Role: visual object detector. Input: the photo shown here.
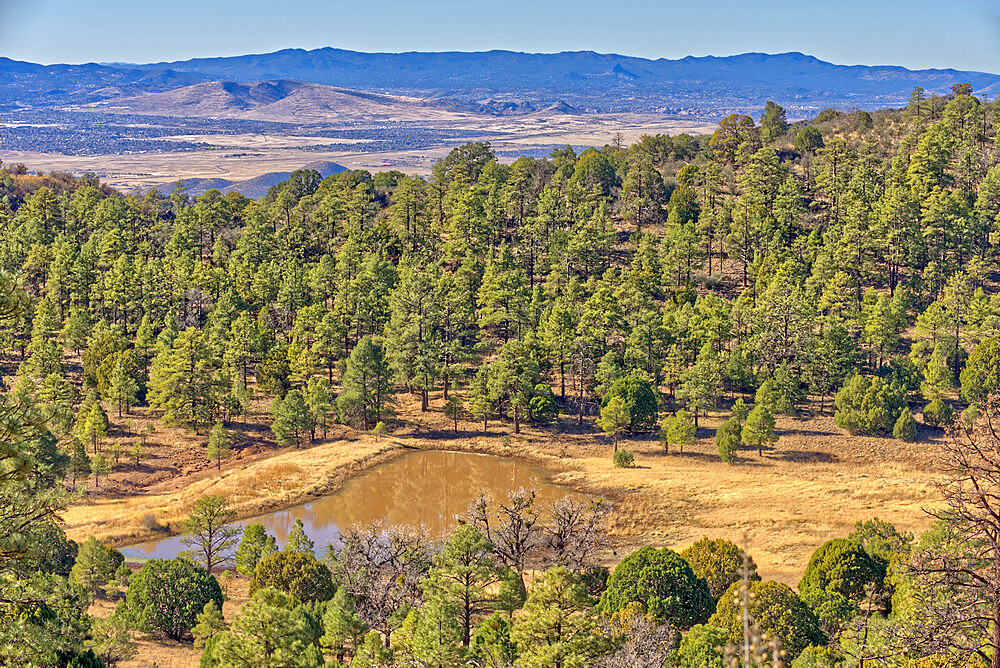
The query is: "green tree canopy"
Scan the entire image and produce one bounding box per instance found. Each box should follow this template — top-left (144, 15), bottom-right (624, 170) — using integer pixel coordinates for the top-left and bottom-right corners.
top-left (124, 557), bottom-right (224, 640)
top-left (599, 546), bottom-right (714, 630)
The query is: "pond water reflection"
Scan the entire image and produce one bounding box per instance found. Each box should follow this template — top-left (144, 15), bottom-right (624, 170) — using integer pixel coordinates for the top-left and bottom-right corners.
top-left (120, 449), bottom-right (575, 560)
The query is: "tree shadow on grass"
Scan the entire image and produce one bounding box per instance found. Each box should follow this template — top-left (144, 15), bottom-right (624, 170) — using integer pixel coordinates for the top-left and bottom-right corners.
top-left (770, 449), bottom-right (839, 463)
top-left (779, 427), bottom-right (842, 438)
top-left (412, 427), bottom-right (496, 441)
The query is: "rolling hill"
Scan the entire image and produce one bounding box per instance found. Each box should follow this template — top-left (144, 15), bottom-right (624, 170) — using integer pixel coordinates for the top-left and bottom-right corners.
top-left (87, 79), bottom-right (484, 123)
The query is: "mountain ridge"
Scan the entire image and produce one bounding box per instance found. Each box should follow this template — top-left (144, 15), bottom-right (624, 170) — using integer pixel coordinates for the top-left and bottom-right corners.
top-left (4, 48), bottom-right (998, 114)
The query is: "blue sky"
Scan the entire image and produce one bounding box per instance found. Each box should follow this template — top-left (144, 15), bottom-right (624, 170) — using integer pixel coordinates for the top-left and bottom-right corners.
top-left (1, 0), bottom-right (998, 72)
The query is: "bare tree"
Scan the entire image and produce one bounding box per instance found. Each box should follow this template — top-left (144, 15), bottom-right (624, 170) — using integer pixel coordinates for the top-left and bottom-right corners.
top-left (544, 496), bottom-right (610, 570)
top-left (180, 494), bottom-right (239, 572)
top-left (329, 522), bottom-right (431, 645)
top-left (599, 604), bottom-right (677, 668)
top-left (900, 397), bottom-right (1000, 668)
top-left (465, 488), bottom-right (542, 591)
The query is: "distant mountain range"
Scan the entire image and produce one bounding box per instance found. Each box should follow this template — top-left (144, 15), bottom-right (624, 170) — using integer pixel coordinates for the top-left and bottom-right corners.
top-left (3, 47), bottom-right (999, 115)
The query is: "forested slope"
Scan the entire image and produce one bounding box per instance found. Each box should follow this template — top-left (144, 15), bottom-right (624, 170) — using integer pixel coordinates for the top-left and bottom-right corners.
top-left (3, 86), bottom-right (1000, 665)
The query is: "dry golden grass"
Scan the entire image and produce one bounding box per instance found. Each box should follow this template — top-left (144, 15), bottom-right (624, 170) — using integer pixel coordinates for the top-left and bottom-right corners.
top-left (66, 391), bottom-right (944, 585)
top-left (63, 433), bottom-right (399, 546)
top-left (76, 392), bottom-right (945, 667)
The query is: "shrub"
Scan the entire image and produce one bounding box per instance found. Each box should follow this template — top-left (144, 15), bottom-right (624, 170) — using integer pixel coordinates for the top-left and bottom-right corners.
top-left (612, 449), bottom-right (634, 468)
top-left (710, 580), bottom-right (824, 660)
top-left (716, 417), bottom-right (741, 463)
top-left (599, 546), bottom-right (714, 630)
top-left (792, 645), bottom-right (844, 668)
top-left (923, 397), bottom-right (954, 428)
top-left (813, 108), bottom-right (840, 123)
top-left (528, 383), bottom-right (558, 424)
top-left (124, 557), bottom-right (223, 640)
top-left (678, 623), bottom-right (729, 668)
top-left (601, 375), bottom-right (658, 433)
top-left (961, 404), bottom-right (980, 427)
top-left (250, 551), bottom-right (335, 602)
top-left (794, 126), bottom-right (825, 154)
top-left (833, 375), bottom-right (906, 435)
top-left (681, 538), bottom-right (759, 599)
top-left (893, 409), bottom-right (917, 442)
top-left (798, 538), bottom-right (887, 633)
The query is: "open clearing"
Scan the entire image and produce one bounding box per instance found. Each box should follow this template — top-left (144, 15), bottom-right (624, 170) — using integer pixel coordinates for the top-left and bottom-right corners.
top-left (63, 392), bottom-right (943, 586)
top-left (69, 393), bottom-right (943, 668)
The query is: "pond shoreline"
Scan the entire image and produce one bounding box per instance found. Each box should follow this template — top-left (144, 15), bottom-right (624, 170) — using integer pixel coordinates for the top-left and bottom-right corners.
top-left (119, 447), bottom-right (585, 560)
top-left (82, 431), bottom-right (606, 553)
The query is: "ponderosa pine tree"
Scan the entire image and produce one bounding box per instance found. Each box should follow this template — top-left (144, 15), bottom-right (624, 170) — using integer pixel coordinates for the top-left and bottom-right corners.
top-left (148, 327), bottom-right (221, 429)
top-left (338, 335), bottom-right (392, 430)
top-left (206, 421), bottom-right (231, 471)
top-left (271, 389), bottom-right (312, 448)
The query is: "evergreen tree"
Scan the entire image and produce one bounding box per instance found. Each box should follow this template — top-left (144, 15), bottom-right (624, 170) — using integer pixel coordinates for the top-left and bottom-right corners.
top-left (105, 351), bottom-right (139, 418)
top-left (716, 417), bottom-right (742, 463)
top-left (235, 523), bottom-right (277, 578)
top-left (206, 421), bottom-right (231, 472)
top-left (148, 327), bottom-right (221, 429)
top-left (661, 409), bottom-right (697, 455)
top-left (743, 405), bottom-right (778, 457)
top-left (893, 408), bottom-right (918, 442)
top-left (284, 518), bottom-right (315, 554)
top-left (424, 524), bottom-right (502, 646)
top-left (512, 566), bottom-right (607, 668)
top-left (597, 395), bottom-right (630, 452)
top-left (70, 536), bottom-right (125, 597)
top-left (271, 389), bottom-right (313, 448)
top-left (192, 600), bottom-right (227, 649)
top-left (338, 335), bottom-right (393, 430)
top-left (320, 587), bottom-right (368, 663)
top-left (207, 588), bottom-right (325, 667)
top-left (91, 452), bottom-right (110, 487)
top-left (69, 439), bottom-right (91, 487)
top-left (304, 376), bottom-right (333, 441)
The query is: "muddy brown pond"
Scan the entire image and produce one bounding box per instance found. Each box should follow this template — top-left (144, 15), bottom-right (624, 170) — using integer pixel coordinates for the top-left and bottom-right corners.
top-left (120, 449), bottom-right (577, 560)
